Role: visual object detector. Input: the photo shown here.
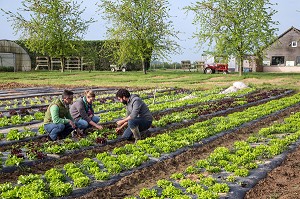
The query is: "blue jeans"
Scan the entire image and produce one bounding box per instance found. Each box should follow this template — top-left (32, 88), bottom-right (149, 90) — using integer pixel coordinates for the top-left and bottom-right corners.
top-left (44, 123), bottom-right (74, 141)
top-left (75, 116), bottom-right (100, 130)
top-left (122, 118), bottom-right (152, 139)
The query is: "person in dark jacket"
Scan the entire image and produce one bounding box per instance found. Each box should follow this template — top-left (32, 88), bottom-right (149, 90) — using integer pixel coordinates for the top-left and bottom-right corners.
top-left (70, 90), bottom-right (103, 131)
top-left (115, 89), bottom-right (153, 143)
top-left (44, 90), bottom-right (76, 141)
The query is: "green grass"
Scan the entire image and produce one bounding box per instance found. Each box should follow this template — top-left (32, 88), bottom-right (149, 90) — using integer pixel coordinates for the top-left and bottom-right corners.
top-left (1, 70), bottom-right (300, 91)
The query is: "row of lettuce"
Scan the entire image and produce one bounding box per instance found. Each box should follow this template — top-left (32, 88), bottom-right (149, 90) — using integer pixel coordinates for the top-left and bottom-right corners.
top-left (0, 92), bottom-right (300, 198)
top-left (0, 87), bottom-right (286, 131)
top-left (0, 87), bottom-right (260, 142)
top-left (125, 111), bottom-right (300, 199)
top-left (0, 88), bottom-right (197, 142)
top-left (0, 88), bottom-right (268, 167)
top-left (0, 88), bottom-right (179, 114)
top-left (0, 88), bottom-right (215, 128)
top-left (0, 87), bottom-right (254, 142)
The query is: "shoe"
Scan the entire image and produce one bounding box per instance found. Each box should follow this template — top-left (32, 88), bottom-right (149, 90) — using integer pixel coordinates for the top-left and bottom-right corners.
top-left (83, 128), bottom-right (93, 134)
top-left (130, 127), bottom-right (141, 143)
top-left (71, 130), bottom-right (76, 137)
top-left (48, 134), bottom-right (60, 141)
top-left (141, 130), bottom-right (151, 139)
top-left (76, 128), bottom-right (84, 136)
top-left (47, 135), bottom-right (53, 141)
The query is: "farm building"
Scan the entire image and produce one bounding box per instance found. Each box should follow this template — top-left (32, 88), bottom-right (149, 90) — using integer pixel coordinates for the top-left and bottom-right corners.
top-left (199, 27), bottom-right (300, 73)
top-left (0, 39), bottom-right (31, 71)
top-left (262, 26), bottom-right (300, 72)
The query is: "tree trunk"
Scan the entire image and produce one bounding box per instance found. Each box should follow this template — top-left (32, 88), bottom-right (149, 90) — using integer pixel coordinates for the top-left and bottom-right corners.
top-left (61, 57), bottom-right (65, 72)
top-left (239, 56), bottom-right (243, 76)
top-left (142, 59), bottom-right (147, 74)
top-left (143, 45), bottom-right (152, 74)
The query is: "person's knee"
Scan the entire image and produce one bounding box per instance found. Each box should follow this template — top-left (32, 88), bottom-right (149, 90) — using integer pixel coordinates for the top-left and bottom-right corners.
top-left (81, 121), bottom-right (89, 129)
top-left (44, 124), bottom-right (52, 134)
top-left (57, 123), bottom-right (65, 131)
top-left (128, 120), bottom-right (138, 129)
top-left (92, 116), bottom-right (100, 124)
top-left (77, 120), bottom-right (89, 129)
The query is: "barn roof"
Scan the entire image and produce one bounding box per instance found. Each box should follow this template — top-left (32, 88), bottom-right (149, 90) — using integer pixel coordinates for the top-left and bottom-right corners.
top-left (277, 26), bottom-right (300, 40)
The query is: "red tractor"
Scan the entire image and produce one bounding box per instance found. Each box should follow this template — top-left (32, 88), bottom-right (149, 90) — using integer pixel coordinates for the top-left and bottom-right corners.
top-left (203, 63), bottom-right (229, 74)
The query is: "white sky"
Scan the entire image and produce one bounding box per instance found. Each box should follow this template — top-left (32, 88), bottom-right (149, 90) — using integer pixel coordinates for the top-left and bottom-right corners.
top-left (0, 0), bottom-right (299, 63)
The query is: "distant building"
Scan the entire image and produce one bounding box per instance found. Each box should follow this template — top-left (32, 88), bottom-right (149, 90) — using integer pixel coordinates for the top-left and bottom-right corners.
top-left (0, 40), bottom-right (31, 71)
top-left (200, 27), bottom-right (300, 73)
top-left (261, 26), bottom-right (300, 72)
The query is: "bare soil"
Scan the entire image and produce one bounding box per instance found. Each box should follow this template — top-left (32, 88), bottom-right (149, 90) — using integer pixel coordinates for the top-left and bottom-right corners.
top-left (0, 82), bottom-right (36, 89)
top-left (245, 145), bottom-right (300, 199)
top-left (0, 82), bottom-right (87, 90)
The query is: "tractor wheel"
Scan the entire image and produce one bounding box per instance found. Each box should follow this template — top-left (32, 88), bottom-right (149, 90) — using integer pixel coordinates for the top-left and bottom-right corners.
top-left (204, 68), bottom-right (213, 74)
top-left (121, 67), bottom-right (126, 72)
top-left (111, 67), bottom-right (116, 72)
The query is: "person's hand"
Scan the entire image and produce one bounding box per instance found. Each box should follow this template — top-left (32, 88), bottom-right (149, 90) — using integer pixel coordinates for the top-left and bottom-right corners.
top-left (116, 120), bottom-right (124, 126)
top-left (115, 127), bottom-right (122, 133)
top-left (95, 124), bottom-right (103, 130)
top-left (69, 120), bottom-right (76, 129)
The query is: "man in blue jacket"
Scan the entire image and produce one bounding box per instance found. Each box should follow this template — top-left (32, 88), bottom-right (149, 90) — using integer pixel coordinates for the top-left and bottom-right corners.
top-left (115, 89), bottom-right (153, 143)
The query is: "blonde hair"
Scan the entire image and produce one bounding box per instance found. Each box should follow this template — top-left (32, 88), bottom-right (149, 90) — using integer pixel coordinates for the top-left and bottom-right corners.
top-left (84, 90), bottom-right (95, 98)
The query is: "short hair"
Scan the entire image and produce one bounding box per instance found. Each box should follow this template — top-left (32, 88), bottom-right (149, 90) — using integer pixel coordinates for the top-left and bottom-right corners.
top-left (116, 89), bottom-right (130, 98)
top-left (84, 90), bottom-right (95, 98)
top-left (62, 90), bottom-right (74, 98)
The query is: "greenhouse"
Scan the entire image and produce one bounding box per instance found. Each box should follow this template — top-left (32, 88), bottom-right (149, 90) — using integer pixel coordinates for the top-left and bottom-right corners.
top-left (0, 40), bottom-right (31, 71)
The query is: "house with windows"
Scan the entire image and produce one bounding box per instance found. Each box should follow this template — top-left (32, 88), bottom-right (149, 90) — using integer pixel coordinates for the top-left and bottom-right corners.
top-left (261, 26), bottom-right (300, 72)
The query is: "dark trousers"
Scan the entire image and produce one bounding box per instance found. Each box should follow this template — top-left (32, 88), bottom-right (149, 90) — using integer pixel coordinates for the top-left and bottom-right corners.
top-left (122, 118), bottom-right (152, 139)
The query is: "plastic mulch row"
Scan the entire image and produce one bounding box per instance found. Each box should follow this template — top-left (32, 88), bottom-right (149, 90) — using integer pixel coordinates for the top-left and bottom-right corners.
top-left (60, 103), bottom-right (299, 198)
top-left (0, 92), bottom-right (295, 173)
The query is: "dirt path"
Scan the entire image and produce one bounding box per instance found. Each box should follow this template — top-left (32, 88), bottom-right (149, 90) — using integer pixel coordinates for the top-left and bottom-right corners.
top-left (244, 145), bottom-right (300, 199)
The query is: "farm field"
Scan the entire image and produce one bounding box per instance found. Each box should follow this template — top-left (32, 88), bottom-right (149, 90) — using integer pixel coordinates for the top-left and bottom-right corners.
top-left (1, 71), bottom-right (300, 199)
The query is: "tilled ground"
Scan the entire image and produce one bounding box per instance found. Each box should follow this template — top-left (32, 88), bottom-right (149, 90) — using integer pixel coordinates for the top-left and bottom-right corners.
top-left (0, 94), bottom-right (285, 184)
top-left (245, 144), bottom-right (300, 199)
top-left (1, 86), bottom-right (299, 199)
top-left (0, 82), bottom-right (80, 90)
top-left (0, 91), bottom-right (277, 179)
top-left (75, 104), bottom-right (300, 199)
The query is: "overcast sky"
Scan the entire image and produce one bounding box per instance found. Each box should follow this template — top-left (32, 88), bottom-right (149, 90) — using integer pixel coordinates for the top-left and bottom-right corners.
top-left (0, 0), bottom-right (299, 63)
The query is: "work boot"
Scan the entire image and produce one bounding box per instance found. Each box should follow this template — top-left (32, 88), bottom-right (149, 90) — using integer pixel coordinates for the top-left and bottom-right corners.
top-left (141, 130), bottom-right (151, 139)
top-left (47, 134), bottom-right (54, 141)
top-left (75, 128), bottom-right (85, 138)
top-left (71, 130), bottom-right (76, 137)
top-left (130, 127), bottom-right (141, 143)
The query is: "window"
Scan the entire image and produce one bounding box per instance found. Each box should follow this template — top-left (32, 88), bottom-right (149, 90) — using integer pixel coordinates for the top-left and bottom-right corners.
top-left (292, 41), bottom-right (297, 47)
top-left (271, 56), bottom-right (284, 66)
top-left (296, 56), bottom-right (300, 66)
